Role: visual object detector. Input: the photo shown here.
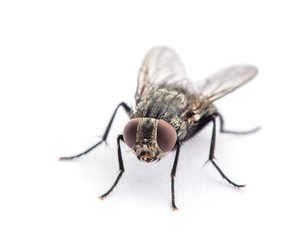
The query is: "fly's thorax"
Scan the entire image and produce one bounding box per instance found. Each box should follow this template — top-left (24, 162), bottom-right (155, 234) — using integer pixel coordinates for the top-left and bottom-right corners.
top-left (123, 117), bottom-right (177, 162)
top-left (131, 85), bottom-right (190, 136)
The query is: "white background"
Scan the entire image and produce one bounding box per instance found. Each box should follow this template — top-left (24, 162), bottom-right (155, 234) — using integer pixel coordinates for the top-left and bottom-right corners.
top-left (1, 0), bottom-right (307, 239)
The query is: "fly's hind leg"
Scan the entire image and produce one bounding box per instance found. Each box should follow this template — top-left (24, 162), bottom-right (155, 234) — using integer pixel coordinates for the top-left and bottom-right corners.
top-left (206, 115), bottom-right (245, 188)
top-left (217, 113), bottom-right (260, 135)
top-left (59, 102), bottom-right (131, 160)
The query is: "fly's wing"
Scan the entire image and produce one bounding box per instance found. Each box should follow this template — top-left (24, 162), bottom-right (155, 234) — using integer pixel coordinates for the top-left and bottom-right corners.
top-left (135, 47), bottom-right (189, 103)
top-left (193, 65), bottom-right (258, 104)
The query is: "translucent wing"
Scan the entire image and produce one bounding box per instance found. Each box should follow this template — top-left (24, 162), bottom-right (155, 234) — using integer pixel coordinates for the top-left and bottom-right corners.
top-left (193, 65), bottom-right (258, 104)
top-left (135, 46), bottom-right (188, 103)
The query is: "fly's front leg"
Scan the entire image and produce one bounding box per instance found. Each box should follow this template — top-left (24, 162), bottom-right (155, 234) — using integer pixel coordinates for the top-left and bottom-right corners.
top-left (99, 134), bottom-right (125, 199)
top-left (170, 142), bottom-right (181, 210)
top-left (59, 102), bottom-right (131, 160)
top-left (206, 116), bottom-right (245, 188)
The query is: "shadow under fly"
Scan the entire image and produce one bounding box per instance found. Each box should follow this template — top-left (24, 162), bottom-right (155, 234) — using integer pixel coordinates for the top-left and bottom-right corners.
top-left (60, 46), bottom-right (260, 210)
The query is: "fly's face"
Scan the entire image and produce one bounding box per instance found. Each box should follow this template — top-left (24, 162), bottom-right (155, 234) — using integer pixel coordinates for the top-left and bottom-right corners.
top-left (123, 118), bottom-right (177, 162)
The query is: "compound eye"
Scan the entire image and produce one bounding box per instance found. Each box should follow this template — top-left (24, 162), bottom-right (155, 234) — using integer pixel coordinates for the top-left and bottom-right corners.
top-left (157, 120), bottom-right (177, 153)
top-left (123, 118), bottom-right (140, 148)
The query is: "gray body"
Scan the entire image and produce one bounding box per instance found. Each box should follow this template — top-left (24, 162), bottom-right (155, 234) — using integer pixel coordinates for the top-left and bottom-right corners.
top-left (131, 84), bottom-right (216, 143)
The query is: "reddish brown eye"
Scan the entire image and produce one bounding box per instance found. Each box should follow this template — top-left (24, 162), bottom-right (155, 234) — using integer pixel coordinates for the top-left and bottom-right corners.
top-left (157, 120), bottom-right (177, 153)
top-left (123, 118), bottom-right (140, 148)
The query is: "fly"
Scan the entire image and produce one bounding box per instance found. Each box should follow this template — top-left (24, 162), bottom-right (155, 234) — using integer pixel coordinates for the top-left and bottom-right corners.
top-left (60, 47), bottom-right (260, 210)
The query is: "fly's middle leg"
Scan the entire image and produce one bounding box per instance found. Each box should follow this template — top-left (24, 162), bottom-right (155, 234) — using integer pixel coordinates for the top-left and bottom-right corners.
top-left (59, 102), bottom-right (131, 160)
top-left (206, 115), bottom-right (245, 188)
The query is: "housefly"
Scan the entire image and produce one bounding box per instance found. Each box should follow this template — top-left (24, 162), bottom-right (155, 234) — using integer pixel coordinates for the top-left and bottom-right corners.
top-left (60, 47), bottom-right (259, 210)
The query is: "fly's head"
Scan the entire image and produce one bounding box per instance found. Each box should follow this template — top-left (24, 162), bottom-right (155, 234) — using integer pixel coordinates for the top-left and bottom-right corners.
top-left (123, 118), bottom-right (177, 163)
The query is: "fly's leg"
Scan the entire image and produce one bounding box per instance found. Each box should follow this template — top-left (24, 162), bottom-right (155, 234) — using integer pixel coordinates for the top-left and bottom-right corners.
top-left (217, 113), bottom-right (260, 134)
top-left (206, 116), bottom-right (245, 188)
top-left (59, 141), bottom-right (103, 161)
top-left (99, 135), bottom-right (125, 199)
top-left (59, 102), bottom-right (131, 160)
top-left (170, 142), bottom-right (181, 210)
